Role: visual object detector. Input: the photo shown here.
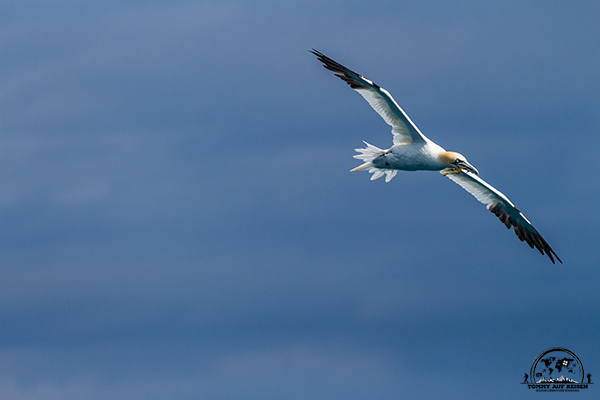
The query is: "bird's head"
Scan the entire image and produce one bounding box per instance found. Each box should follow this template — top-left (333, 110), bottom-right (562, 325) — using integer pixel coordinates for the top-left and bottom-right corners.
top-left (440, 151), bottom-right (479, 175)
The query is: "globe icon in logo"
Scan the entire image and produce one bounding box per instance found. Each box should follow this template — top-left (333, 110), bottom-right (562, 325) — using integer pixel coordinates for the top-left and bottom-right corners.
top-left (530, 348), bottom-right (584, 384)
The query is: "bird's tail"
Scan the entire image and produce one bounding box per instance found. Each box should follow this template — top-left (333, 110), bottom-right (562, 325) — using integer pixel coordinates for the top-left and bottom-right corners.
top-left (351, 141), bottom-right (397, 182)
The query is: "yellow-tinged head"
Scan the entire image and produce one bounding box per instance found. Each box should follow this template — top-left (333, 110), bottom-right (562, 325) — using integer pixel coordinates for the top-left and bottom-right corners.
top-left (440, 151), bottom-right (479, 174)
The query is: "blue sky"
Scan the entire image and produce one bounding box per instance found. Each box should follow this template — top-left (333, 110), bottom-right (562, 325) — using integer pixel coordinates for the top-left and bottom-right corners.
top-left (1, 1), bottom-right (599, 399)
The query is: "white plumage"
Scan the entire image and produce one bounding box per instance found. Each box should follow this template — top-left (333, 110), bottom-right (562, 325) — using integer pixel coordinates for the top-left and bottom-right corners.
top-left (312, 49), bottom-right (561, 264)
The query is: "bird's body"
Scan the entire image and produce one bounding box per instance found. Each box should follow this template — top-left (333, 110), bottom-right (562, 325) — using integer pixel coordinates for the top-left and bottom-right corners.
top-left (370, 141), bottom-right (448, 171)
top-left (312, 49), bottom-right (561, 264)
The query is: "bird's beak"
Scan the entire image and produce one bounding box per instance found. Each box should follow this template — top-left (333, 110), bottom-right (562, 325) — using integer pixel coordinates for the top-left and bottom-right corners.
top-left (457, 161), bottom-right (479, 175)
top-left (464, 162), bottom-right (479, 175)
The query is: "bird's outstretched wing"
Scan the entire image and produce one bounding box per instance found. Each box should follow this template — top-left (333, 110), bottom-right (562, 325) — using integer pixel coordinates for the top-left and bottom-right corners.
top-left (311, 49), bottom-right (427, 145)
top-left (442, 170), bottom-right (561, 264)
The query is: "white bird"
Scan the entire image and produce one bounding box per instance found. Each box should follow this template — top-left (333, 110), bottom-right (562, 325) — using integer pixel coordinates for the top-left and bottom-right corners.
top-left (312, 49), bottom-right (561, 264)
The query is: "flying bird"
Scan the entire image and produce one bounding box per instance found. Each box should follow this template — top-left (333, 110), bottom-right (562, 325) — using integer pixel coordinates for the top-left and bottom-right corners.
top-left (311, 49), bottom-right (561, 264)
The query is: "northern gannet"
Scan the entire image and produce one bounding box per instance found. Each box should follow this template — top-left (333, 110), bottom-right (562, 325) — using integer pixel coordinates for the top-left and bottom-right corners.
top-left (312, 49), bottom-right (561, 264)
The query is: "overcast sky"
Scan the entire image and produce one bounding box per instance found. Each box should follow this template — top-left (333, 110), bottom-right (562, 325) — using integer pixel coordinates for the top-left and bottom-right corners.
top-left (1, 1), bottom-right (599, 399)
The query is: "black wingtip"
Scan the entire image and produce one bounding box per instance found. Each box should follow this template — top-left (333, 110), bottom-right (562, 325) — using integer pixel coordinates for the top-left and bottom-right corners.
top-left (550, 250), bottom-right (563, 264)
top-left (310, 49), bottom-right (379, 90)
top-left (488, 202), bottom-right (562, 265)
top-left (310, 49), bottom-right (326, 61)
